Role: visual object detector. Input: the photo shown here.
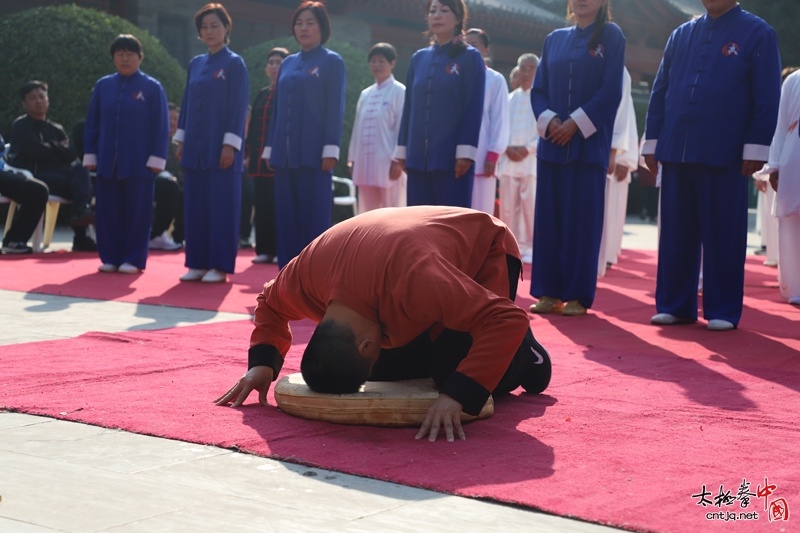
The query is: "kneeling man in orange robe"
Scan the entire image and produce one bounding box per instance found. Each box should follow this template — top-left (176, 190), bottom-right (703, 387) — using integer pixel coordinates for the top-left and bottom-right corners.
top-left (216, 206), bottom-right (551, 442)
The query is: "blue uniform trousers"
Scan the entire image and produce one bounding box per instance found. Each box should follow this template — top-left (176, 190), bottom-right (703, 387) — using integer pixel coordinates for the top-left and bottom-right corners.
top-left (530, 160), bottom-right (606, 308)
top-left (657, 163), bottom-right (749, 326)
top-left (183, 168), bottom-right (241, 273)
top-left (274, 167), bottom-right (332, 269)
top-left (95, 174), bottom-right (155, 269)
top-left (406, 168), bottom-right (474, 208)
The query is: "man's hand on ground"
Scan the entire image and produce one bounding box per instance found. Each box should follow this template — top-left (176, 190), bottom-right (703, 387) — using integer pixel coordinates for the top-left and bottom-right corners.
top-left (214, 366), bottom-right (274, 407)
top-left (416, 393), bottom-right (465, 442)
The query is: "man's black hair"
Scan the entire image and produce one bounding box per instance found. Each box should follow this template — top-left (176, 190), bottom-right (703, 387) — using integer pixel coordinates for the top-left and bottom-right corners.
top-left (19, 81), bottom-right (48, 101)
top-left (466, 28), bottom-right (490, 49)
top-left (301, 320), bottom-right (372, 394)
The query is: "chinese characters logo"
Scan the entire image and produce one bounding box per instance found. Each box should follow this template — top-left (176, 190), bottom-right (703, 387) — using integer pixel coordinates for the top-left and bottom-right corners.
top-left (691, 477), bottom-right (789, 523)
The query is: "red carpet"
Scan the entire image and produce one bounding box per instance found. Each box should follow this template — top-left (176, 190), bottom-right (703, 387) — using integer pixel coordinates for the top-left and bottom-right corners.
top-left (2, 250), bottom-right (799, 533)
top-left (0, 249), bottom-right (275, 314)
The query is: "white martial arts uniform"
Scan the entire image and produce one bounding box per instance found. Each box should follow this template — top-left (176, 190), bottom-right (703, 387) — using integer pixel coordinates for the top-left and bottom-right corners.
top-left (347, 75), bottom-right (406, 213)
top-left (498, 87), bottom-right (538, 260)
top-left (598, 68), bottom-right (638, 278)
top-left (766, 70), bottom-right (800, 303)
top-left (471, 67), bottom-right (509, 214)
top-left (753, 169), bottom-right (779, 265)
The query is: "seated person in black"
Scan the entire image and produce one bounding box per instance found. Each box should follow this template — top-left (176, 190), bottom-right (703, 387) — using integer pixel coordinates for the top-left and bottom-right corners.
top-left (149, 102), bottom-right (183, 250)
top-left (7, 81), bottom-right (96, 252)
top-left (0, 135), bottom-right (49, 254)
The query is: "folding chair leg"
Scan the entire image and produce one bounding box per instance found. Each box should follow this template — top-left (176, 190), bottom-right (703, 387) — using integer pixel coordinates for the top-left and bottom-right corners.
top-left (43, 201), bottom-right (61, 249)
top-left (4, 201), bottom-right (16, 235)
top-left (31, 213), bottom-right (45, 252)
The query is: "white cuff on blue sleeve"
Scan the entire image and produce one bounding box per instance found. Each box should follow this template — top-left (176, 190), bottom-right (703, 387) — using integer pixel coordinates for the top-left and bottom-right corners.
top-left (536, 110), bottom-right (557, 139)
top-left (146, 156), bottom-right (167, 171)
top-left (82, 154), bottom-right (97, 167)
top-left (322, 145), bottom-right (340, 160)
top-left (456, 145), bottom-right (477, 161)
top-left (641, 139), bottom-right (657, 156)
top-left (743, 144), bottom-right (770, 163)
top-left (173, 129), bottom-right (185, 143)
top-left (393, 146), bottom-right (407, 160)
top-left (261, 146), bottom-right (272, 160)
top-left (570, 108), bottom-right (597, 139)
top-left (223, 133), bottom-right (242, 151)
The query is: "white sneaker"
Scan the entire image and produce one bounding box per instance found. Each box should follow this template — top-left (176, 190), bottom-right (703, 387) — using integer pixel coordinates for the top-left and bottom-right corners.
top-left (149, 232), bottom-right (183, 251)
top-left (201, 269), bottom-right (227, 283)
top-left (98, 263), bottom-right (118, 273)
top-left (118, 263), bottom-right (141, 274)
top-left (252, 254), bottom-right (276, 264)
top-left (180, 268), bottom-right (207, 282)
top-left (651, 313), bottom-right (693, 325)
top-left (707, 319), bottom-right (735, 331)
top-left (763, 260), bottom-right (778, 267)
top-left (789, 297), bottom-right (800, 306)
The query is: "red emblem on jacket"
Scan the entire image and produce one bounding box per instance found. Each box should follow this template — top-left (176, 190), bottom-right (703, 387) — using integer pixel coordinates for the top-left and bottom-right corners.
top-left (589, 44), bottom-right (605, 58)
top-left (446, 63), bottom-right (460, 75)
top-left (213, 68), bottom-right (226, 80)
top-left (133, 90), bottom-right (145, 101)
top-left (308, 66), bottom-right (321, 78)
top-left (722, 43), bottom-right (739, 56)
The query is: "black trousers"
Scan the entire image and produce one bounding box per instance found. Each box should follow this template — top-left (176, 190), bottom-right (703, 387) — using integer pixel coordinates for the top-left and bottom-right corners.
top-left (368, 256), bottom-right (541, 395)
top-left (151, 174), bottom-right (182, 239)
top-left (252, 176), bottom-right (277, 256)
top-left (240, 173), bottom-right (254, 241)
top-left (0, 169), bottom-right (49, 245)
top-left (35, 164), bottom-right (92, 210)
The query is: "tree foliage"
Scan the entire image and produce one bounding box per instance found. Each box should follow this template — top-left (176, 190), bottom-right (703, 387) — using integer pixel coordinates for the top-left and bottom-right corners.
top-left (241, 37), bottom-right (375, 178)
top-left (740, 0), bottom-right (800, 69)
top-left (0, 5), bottom-right (186, 139)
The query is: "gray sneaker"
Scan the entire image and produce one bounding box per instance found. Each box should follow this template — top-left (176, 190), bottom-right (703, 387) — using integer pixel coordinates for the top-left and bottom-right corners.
top-left (149, 232), bottom-right (183, 251)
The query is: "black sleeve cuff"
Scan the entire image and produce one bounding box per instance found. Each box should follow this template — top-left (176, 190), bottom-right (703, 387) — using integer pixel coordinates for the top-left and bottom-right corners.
top-left (439, 371), bottom-right (491, 416)
top-left (248, 344), bottom-right (284, 380)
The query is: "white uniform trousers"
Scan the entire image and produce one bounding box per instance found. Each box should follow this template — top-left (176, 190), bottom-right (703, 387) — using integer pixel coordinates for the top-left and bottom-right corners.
top-left (499, 173), bottom-right (536, 258)
top-left (779, 215), bottom-right (800, 303)
top-left (759, 187), bottom-right (779, 264)
top-left (598, 175), bottom-right (629, 277)
top-left (357, 182), bottom-right (406, 214)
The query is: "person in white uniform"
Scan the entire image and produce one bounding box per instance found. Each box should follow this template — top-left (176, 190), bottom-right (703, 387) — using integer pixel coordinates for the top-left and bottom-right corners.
top-left (598, 67), bottom-right (638, 278)
top-left (764, 67), bottom-right (800, 305)
top-left (753, 168), bottom-right (779, 267)
top-left (348, 43), bottom-right (406, 213)
top-left (465, 29), bottom-right (509, 215)
top-left (498, 53), bottom-right (539, 264)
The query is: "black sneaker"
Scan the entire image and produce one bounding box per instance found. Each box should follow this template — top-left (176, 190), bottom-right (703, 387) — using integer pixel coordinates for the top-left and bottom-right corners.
top-left (1, 241), bottom-right (33, 254)
top-left (72, 234), bottom-right (98, 252)
top-left (518, 327), bottom-right (552, 394)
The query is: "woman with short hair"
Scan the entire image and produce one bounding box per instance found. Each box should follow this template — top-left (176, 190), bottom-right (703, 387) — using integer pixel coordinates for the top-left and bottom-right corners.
top-left (394, 0), bottom-right (485, 208)
top-left (262, 1), bottom-right (346, 268)
top-left (174, 3), bottom-right (249, 283)
top-left (83, 34), bottom-right (170, 274)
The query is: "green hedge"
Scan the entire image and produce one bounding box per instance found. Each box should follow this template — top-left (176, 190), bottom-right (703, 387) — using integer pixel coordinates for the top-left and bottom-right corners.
top-left (241, 37), bottom-right (375, 179)
top-left (0, 5), bottom-right (186, 140)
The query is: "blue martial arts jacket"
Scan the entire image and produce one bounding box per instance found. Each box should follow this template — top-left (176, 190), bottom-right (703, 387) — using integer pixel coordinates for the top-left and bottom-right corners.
top-left (395, 41), bottom-right (485, 171)
top-left (262, 45), bottom-right (346, 170)
top-left (175, 47), bottom-right (249, 174)
top-left (644, 6), bottom-right (781, 167)
top-left (83, 70), bottom-right (169, 179)
top-left (532, 22), bottom-right (625, 169)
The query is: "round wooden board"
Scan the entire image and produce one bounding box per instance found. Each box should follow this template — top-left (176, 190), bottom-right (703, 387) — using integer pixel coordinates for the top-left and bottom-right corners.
top-left (274, 373), bottom-right (494, 427)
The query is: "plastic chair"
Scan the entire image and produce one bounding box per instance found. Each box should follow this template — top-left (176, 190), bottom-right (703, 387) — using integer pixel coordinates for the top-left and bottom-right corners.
top-left (332, 176), bottom-right (357, 217)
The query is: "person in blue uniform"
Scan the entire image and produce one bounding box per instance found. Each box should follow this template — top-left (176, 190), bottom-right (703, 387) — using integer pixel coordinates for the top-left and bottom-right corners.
top-left (262, 2), bottom-right (346, 269)
top-left (528, 0), bottom-right (624, 317)
top-left (643, 0), bottom-right (781, 331)
top-left (83, 35), bottom-right (170, 274)
top-left (174, 3), bottom-right (249, 283)
top-left (394, 0), bottom-right (485, 208)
